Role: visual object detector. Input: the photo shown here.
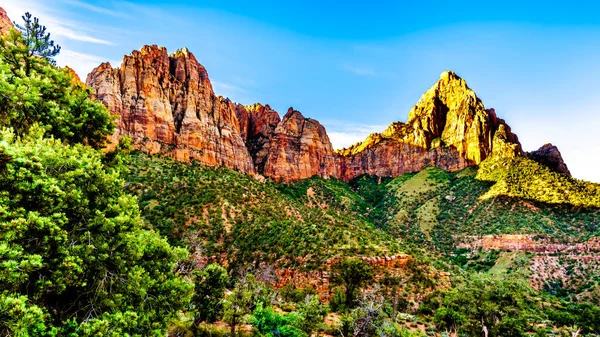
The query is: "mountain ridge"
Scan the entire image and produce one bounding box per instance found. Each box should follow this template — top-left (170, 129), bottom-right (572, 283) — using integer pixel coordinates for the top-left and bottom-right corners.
top-left (87, 45), bottom-right (566, 182)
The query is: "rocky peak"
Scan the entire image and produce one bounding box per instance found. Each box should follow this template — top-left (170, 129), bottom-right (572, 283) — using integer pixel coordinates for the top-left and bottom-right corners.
top-left (527, 143), bottom-right (571, 176)
top-left (87, 44), bottom-right (255, 173)
top-left (338, 70), bottom-right (522, 163)
top-left (259, 107), bottom-right (338, 182)
top-left (0, 7), bottom-right (12, 36)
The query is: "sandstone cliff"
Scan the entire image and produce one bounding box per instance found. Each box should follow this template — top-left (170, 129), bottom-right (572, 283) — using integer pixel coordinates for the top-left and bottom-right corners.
top-left (235, 103), bottom-right (281, 171)
top-left (86, 45), bottom-right (255, 173)
top-left (88, 47), bottom-right (557, 182)
top-left (259, 108), bottom-right (338, 182)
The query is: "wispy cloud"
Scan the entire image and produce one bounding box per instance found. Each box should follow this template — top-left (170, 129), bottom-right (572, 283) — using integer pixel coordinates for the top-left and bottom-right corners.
top-left (55, 50), bottom-right (120, 79)
top-left (212, 80), bottom-right (248, 96)
top-left (321, 121), bottom-right (385, 149)
top-left (3, 0), bottom-right (114, 45)
top-left (340, 64), bottom-right (378, 77)
top-left (63, 0), bottom-right (131, 19)
top-left (3, 0), bottom-right (117, 77)
top-left (51, 24), bottom-right (114, 45)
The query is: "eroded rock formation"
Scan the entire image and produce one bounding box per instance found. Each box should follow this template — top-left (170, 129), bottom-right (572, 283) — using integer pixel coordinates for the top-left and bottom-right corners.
top-left (336, 71), bottom-right (522, 180)
top-left (259, 108), bottom-right (338, 182)
top-left (86, 45), bottom-right (255, 173)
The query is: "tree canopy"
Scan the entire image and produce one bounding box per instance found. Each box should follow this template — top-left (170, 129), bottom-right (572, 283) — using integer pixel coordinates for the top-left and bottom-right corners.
top-left (0, 14), bottom-right (113, 148)
top-left (0, 128), bottom-right (192, 336)
top-left (14, 12), bottom-right (61, 64)
top-left (331, 258), bottom-right (375, 310)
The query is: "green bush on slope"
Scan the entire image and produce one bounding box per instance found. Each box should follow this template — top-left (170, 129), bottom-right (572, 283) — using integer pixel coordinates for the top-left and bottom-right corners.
top-left (357, 160), bottom-right (599, 250)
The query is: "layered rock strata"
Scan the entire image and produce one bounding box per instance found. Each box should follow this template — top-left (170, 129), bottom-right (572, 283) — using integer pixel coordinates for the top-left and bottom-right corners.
top-left (86, 45), bottom-right (255, 173)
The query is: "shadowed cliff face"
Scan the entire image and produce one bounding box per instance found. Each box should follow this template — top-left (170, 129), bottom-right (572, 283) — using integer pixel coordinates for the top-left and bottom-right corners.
top-left (87, 47), bottom-right (528, 182)
top-left (527, 143), bottom-right (571, 176)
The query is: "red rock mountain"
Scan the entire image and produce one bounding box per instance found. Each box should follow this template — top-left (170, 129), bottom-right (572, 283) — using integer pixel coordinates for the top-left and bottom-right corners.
top-left (86, 46), bottom-right (255, 174)
top-left (335, 71), bottom-right (522, 181)
top-left (87, 45), bottom-right (532, 182)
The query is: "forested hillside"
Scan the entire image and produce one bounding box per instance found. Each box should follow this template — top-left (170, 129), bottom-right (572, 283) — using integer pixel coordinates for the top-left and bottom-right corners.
top-left (1, 10), bottom-right (600, 337)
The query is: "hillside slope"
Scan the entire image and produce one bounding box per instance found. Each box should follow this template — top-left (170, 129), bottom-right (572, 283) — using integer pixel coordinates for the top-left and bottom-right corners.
top-left (122, 152), bottom-right (401, 271)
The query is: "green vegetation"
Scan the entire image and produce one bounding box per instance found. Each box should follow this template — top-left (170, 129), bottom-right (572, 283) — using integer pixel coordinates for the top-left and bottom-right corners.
top-left (0, 19), bottom-right (113, 148)
top-left (331, 258), bottom-right (375, 310)
top-left (193, 263), bottom-right (230, 324)
top-left (435, 273), bottom-right (534, 336)
top-left (123, 153), bottom-right (401, 269)
top-left (478, 155), bottom-right (600, 208)
top-left (0, 129), bottom-right (192, 336)
top-left (357, 164), bottom-right (599, 250)
top-left (0, 14), bottom-right (189, 336)
top-left (14, 12), bottom-right (61, 64)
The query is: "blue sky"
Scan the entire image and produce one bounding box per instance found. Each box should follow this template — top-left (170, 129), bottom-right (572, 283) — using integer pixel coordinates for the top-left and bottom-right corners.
top-left (4, 0), bottom-right (600, 182)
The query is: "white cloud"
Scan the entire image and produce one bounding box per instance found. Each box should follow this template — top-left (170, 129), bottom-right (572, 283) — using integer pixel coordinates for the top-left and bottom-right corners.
top-left (63, 0), bottom-right (131, 19)
top-left (46, 24), bottom-right (114, 46)
top-left (50, 24), bottom-right (114, 45)
top-left (321, 121), bottom-right (385, 149)
top-left (55, 50), bottom-right (120, 79)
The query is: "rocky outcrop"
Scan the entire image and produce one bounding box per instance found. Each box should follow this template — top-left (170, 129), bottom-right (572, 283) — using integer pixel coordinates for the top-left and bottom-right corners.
top-left (458, 235), bottom-right (600, 254)
top-left (273, 255), bottom-right (411, 300)
top-left (0, 7), bottom-right (12, 36)
top-left (86, 45), bottom-right (255, 173)
top-left (260, 108), bottom-right (338, 182)
top-left (336, 139), bottom-right (471, 181)
top-left (235, 103), bottom-right (281, 171)
top-left (527, 143), bottom-right (571, 176)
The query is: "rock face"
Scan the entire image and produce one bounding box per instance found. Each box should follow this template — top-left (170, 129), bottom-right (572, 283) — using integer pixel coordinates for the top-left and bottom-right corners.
top-left (459, 235), bottom-right (600, 254)
top-left (0, 7), bottom-right (12, 36)
top-left (86, 45), bottom-right (255, 173)
top-left (336, 71), bottom-right (522, 180)
top-left (259, 108), bottom-right (338, 182)
top-left (88, 47), bottom-right (552, 182)
top-left (527, 143), bottom-right (571, 176)
top-left (235, 103), bottom-right (281, 171)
